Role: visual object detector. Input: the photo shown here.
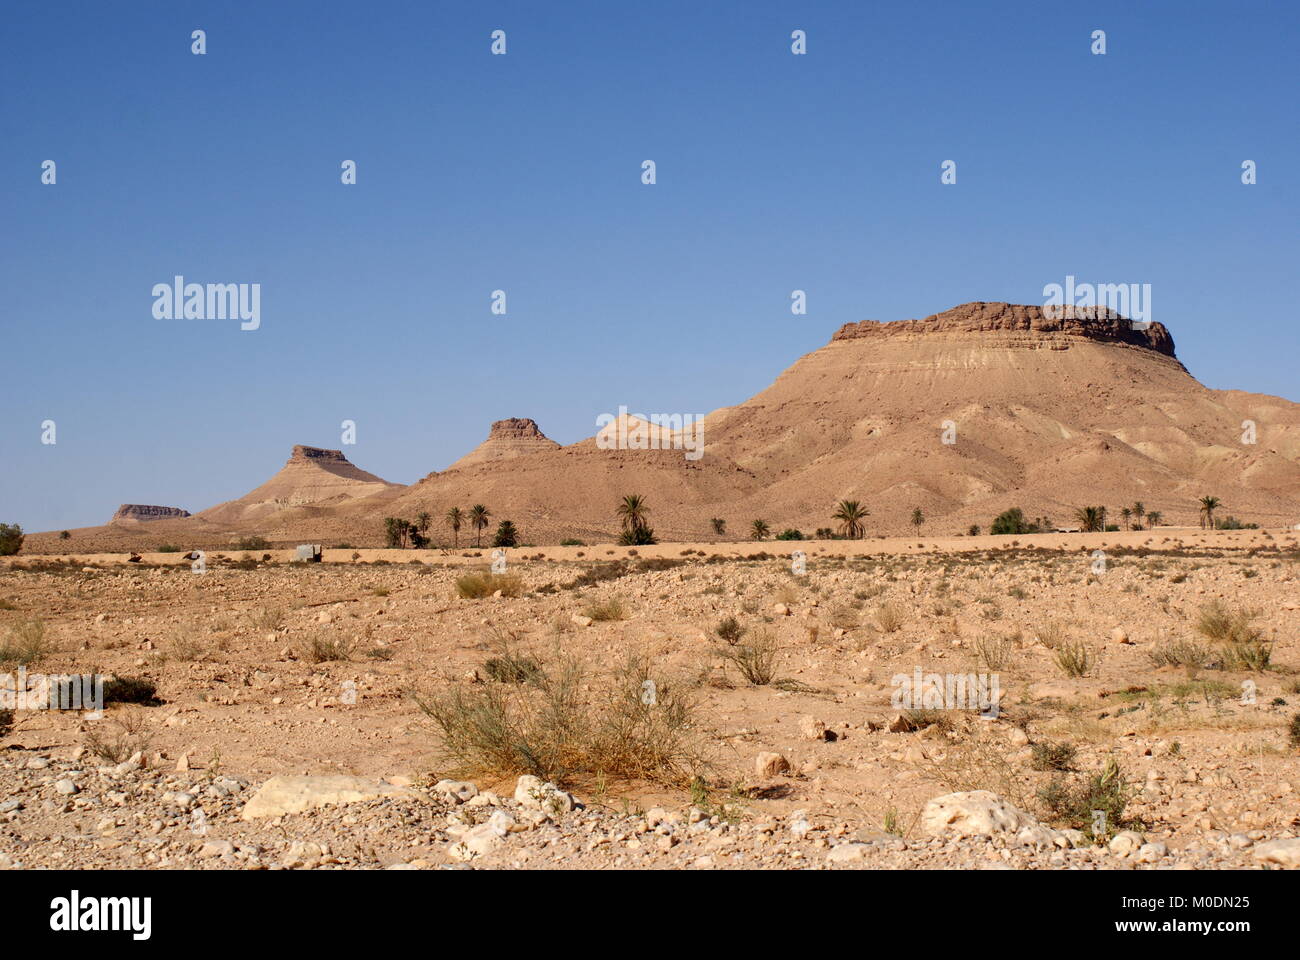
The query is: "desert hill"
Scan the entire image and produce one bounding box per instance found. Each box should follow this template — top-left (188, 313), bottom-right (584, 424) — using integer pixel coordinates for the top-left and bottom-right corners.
top-left (23, 302), bottom-right (1300, 550)
top-left (371, 302), bottom-right (1299, 542)
top-left (196, 445), bottom-right (401, 527)
top-left (444, 418), bottom-right (561, 471)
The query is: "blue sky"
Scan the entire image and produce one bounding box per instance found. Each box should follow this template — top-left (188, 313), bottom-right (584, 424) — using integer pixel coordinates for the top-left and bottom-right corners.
top-left (2, 0), bottom-right (1296, 533)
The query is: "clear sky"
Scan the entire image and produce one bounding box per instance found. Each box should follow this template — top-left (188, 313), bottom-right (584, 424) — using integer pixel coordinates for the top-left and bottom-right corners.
top-left (2, 0), bottom-right (1296, 533)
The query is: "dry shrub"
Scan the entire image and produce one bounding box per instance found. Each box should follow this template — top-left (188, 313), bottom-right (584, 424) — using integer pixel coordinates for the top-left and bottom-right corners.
top-left (1035, 621), bottom-right (1068, 649)
top-left (973, 634), bottom-right (1016, 671)
top-left (875, 603), bottom-right (905, 633)
top-left (413, 651), bottom-right (705, 786)
top-left (304, 634), bottom-right (353, 663)
top-left (583, 596), bottom-right (628, 622)
top-left (716, 628), bottom-right (778, 685)
top-left (1054, 640), bottom-right (1097, 678)
top-left (250, 607), bottom-right (285, 631)
top-left (85, 708), bottom-right (155, 764)
top-left (828, 605), bottom-right (859, 630)
top-left (0, 619), bottom-right (51, 667)
top-left (925, 736), bottom-right (1031, 811)
top-left (1194, 602), bottom-right (1271, 671)
top-left (1148, 638), bottom-right (1209, 669)
top-left (456, 570), bottom-right (523, 599)
top-left (1195, 601), bottom-right (1260, 643)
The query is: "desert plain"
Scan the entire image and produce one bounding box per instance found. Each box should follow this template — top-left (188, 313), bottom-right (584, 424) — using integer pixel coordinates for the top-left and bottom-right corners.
top-left (2, 526), bottom-right (1298, 870)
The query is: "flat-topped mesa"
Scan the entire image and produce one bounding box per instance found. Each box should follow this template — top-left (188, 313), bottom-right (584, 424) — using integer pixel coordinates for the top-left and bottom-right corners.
top-left (112, 504), bottom-right (190, 522)
top-left (488, 418), bottom-right (549, 441)
top-left (446, 418), bottom-right (560, 471)
top-left (831, 302), bottom-right (1177, 358)
top-left (289, 445), bottom-right (350, 464)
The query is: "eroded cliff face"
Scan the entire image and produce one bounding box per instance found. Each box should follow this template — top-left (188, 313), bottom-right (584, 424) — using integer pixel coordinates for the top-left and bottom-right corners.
top-left (831, 302), bottom-right (1176, 358)
top-left (111, 504), bottom-right (191, 522)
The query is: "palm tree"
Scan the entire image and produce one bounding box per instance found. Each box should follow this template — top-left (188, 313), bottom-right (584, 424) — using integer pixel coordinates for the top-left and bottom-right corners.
top-left (468, 504), bottom-right (490, 547)
top-left (1074, 506), bottom-right (1105, 533)
top-left (710, 517), bottom-right (726, 537)
top-left (1199, 496), bottom-right (1221, 530)
top-left (445, 507), bottom-right (464, 548)
top-left (750, 519), bottom-right (770, 541)
top-left (416, 511), bottom-right (432, 536)
top-left (833, 500), bottom-right (869, 539)
top-left (1120, 507), bottom-right (1132, 530)
top-left (911, 508), bottom-right (924, 529)
top-left (1146, 510), bottom-right (1162, 528)
top-left (615, 494), bottom-right (650, 532)
top-left (1132, 502), bottom-right (1145, 529)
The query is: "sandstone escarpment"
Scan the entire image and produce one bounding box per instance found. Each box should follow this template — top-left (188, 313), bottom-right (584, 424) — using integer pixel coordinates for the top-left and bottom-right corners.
top-left (111, 504), bottom-right (191, 522)
top-left (831, 302), bottom-right (1177, 358)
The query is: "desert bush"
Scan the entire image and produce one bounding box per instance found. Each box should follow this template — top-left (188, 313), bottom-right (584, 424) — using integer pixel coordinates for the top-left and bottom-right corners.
top-left (456, 571), bottom-right (523, 599)
top-left (1148, 638), bottom-right (1209, 669)
top-left (973, 634), bottom-right (1016, 671)
top-left (365, 647), bottom-right (395, 661)
top-left (250, 607), bottom-right (285, 631)
top-left (1054, 640), bottom-right (1096, 678)
top-left (1030, 741), bottom-right (1077, 772)
top-left (103, 675), bottom-right (160, 706)
top-left (1195, 601), bottom-right (1261, 644)
top-left (714, 616), bottom-right (745, 646)
top-left (875, 603), bottom-right (905, 633)
top-left (717, 628), bottom-right (778, 685)
top-left (0, 619), bottom-right (50, 667)
top-left (157, 544), bottom-right (180, 553)
top-left (1035, 621), bottom-right (1067, 649)
top-left (583, 596), bottom-right (628, 622)
top-left (828, 605), bottom-right (859, 630)
top-left (0, 708), bottom-right (12, 739)
top-left (235, 535), bottom-right (271, 550)
top-left (0, 523), bottom-right (24, 556)
top-left (1289, 713), bottom-right (1300, 751)
top-left (165, 632), bottom-right (206, 662)
top-left (304, 634), bottom-right (353, 663)
top-left (413, 651), bottom-right (704, 786)
top-left (926, 738), bottom-right (1030, 810)
top-left (1219, 640), bottom-right (1272, 672)
top-left (1194, 602), bottom-right (1270, 670)
top-left (84, 708), bottom-right (154, 763)
top-left (1037, 758), bottom-right (1135, 838)
top-left (560, 539), bottom-right (585, 546)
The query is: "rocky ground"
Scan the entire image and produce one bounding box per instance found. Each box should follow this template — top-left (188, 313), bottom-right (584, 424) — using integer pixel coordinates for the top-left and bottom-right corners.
top-left (1, 529), bottom-right (1298, 870)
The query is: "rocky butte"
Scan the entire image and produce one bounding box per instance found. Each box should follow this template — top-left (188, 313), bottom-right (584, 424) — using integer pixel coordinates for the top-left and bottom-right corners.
top-left (110, 504), bottom-right (191, 522)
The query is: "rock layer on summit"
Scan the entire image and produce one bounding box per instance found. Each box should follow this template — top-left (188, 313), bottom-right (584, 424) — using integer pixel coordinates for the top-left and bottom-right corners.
top-left (831, 302), bottom-right (1176, 357)
top-left (111, 504), bottom-right (191, 522)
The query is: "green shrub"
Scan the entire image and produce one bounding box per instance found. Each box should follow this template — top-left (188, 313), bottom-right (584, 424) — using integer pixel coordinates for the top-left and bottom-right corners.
top-left (1037, 758), bottom-right (1135, 838)
top-left (0, 523), bottom-right (24, 556)
top-left (1030, 741), bottom-right (1077, 772)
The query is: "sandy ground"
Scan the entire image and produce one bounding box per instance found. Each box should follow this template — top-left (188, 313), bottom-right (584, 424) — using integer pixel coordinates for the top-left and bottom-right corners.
top-left (1, 529), bottom-right (1298, 869)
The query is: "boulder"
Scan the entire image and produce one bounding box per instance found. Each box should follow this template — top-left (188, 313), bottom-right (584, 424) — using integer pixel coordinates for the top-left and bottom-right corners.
top-left (240, 775), bottom-right (413, 820)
